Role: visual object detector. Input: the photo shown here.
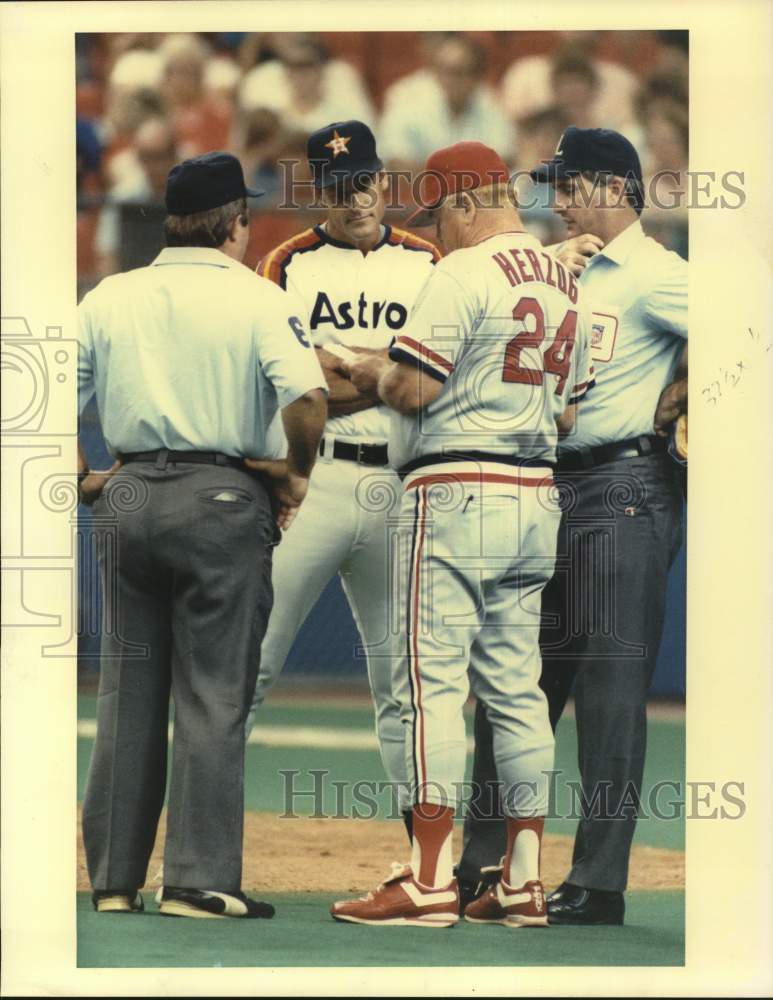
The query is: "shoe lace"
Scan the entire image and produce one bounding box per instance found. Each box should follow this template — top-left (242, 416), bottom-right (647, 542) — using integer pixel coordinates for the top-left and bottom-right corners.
top-left (359, 861), bottom-right (411, 901)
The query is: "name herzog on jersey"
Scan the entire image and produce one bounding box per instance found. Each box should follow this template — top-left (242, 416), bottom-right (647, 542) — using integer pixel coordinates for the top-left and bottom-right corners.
top-left (259, 224), bottom-right (440, 441)
top-left (388, 232), bottom-right (596, 470)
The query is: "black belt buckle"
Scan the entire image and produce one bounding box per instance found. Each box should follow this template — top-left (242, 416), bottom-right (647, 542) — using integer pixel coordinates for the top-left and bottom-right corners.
top-left (323, 438), bottom-right (388, 466)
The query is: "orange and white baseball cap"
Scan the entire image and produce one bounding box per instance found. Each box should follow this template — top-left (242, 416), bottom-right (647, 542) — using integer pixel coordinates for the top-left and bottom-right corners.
top-left (406, 141), bottom-right (510, 227)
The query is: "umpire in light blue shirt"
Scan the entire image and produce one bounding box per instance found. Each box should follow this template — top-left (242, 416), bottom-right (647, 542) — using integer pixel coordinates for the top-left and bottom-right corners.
top-left (459, 128), bottom-right (687, 925)
top-left (78, 152), bottom-right (327, 919)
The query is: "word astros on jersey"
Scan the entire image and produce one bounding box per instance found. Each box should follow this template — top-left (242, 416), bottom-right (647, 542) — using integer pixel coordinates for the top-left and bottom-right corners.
top-left (310, 290), bottom-right (408, 331)
top-left (256, 222), bottom-right (440, 442)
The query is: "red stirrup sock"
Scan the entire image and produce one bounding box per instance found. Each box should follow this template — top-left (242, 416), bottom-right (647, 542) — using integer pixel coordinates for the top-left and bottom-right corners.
top-left (410, 803), bottom-right (454, 888)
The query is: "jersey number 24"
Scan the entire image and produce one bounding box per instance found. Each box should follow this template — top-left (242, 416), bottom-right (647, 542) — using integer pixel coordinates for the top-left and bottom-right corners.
top-left (502, 297), bottom-right (577, 395)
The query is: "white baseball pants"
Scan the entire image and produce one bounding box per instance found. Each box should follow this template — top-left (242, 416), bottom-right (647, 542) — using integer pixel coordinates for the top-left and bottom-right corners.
top-left (246, 454), bottom-right (407, 797)
top-left (392, 461), bottom-right (560, 817)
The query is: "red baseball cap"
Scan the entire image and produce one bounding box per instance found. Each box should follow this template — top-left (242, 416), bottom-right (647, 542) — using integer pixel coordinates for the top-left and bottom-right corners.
top-left (406, 141), bottom-right (510, 227)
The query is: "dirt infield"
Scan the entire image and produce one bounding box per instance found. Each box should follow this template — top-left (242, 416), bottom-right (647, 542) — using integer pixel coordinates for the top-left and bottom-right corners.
top-left (76, 808), bottom-right (684, 894)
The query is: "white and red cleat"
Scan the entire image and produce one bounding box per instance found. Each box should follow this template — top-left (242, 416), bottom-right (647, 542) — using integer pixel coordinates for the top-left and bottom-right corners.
top-left (464, 863), bottom-right (548, 928)
top-left (331, 863), bottom-right (459, 928)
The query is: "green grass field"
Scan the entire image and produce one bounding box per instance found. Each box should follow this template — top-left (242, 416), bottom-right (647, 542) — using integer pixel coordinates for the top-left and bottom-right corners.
top-left (76, 891), bottom-right (684, 968)
top-left (76, 689), bottom-right (684, 967)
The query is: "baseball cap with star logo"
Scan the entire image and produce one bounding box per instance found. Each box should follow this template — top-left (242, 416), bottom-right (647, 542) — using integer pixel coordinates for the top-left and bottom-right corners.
top-left (307, 119), bottom-right (384, 189)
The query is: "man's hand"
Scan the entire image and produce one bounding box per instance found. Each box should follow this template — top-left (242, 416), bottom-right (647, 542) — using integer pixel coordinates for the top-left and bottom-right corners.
top-left (78, 459), bottom-right (123, 507)
top-left (556, 233), bottom-right (605, 277)
top-left (243, 458), bottom-right (310, 531)
top-left (316, 347), bottom-right (351, 380)
top-left (344, 353), bottom-right (392, 398)
top-left (315, 347), bottom-right (381, 416)
top-left (654, 377), bottom-right (688, 436)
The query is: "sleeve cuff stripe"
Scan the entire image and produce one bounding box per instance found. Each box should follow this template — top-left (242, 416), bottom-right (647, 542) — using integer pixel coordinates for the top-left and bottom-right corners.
top-left (389, 347), bottom-right (448, 383)
top-left (569, 378), bottom-right (596, 404)
top-left (572, 377), bottom-right (595, 393)
top-left (393, 335), bottom-right (454, 374)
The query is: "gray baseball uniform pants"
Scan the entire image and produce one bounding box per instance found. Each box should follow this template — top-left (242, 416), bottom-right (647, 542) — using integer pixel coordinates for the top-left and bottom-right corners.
top-left (459, 453), bottom-right (683, 891)
top-left (82, 458), bottom-right (275, 892)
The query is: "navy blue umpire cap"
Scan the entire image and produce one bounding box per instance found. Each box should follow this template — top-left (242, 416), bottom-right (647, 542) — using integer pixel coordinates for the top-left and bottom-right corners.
top-left (165, 151), bottom-right (264, 215)
top-left (530, 126), bottom-right (645, 212)
top-left (307, 120), bottom-right (383, 189)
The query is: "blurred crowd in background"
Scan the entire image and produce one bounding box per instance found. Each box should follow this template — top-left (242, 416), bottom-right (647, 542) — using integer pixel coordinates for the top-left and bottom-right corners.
top-left (76, 30), bottom-right (689, 295)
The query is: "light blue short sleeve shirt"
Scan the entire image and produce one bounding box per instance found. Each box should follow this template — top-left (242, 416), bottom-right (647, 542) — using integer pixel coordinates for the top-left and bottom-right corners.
top-left (78, 247), bottom-right (326, 458)
top-left (564, 220), bottom-right (687, 452)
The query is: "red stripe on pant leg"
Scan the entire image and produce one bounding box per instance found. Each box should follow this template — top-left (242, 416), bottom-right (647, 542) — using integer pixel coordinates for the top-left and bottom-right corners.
top-left (411, 486), bottom-right (429, 800)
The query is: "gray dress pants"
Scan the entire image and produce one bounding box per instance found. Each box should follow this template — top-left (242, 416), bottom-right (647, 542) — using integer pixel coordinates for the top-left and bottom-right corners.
top-left (82, 459), bottom-right (276, 892)
top-left (459, 452), bottom-right (684, 892)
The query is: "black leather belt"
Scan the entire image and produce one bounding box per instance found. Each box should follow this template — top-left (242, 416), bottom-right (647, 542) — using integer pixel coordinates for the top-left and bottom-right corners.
top-left (123, 449), bottom-right (245, 470)
top-left (557, 435), bottom-right (667, 472)
top-left (320, 439), bottom-right (389, 466)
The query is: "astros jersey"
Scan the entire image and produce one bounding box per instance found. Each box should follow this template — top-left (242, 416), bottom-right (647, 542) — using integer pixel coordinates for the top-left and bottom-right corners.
top-left (388, 231), bottom-right (596, 471)
top-left (258, 223), bottom-right (440, 440)
top-left (565, 219), bottom-right (687, 451)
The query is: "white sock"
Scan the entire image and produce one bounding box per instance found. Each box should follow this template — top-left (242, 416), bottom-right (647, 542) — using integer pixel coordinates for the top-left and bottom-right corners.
top-left (507, 828), bottom-right (540, 888)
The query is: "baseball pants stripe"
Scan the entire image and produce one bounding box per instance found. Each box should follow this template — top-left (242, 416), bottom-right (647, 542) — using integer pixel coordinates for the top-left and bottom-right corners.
top-left (406, 485), bottom-right (430, 796)
top-left (393, 473), bottom-right (558, 813)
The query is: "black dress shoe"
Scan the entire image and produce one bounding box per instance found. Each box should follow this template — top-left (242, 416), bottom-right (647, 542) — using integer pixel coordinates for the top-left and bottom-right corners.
top-left (547, 881), bottom-right (625, 925)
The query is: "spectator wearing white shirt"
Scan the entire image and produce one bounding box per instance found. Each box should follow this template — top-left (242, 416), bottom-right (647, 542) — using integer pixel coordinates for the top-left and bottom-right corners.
top-left (501, 33), bottom-right (639, 135)
top-left (549, 48), bottom-right (600, 130)
top-left (101, 49), bottom-right (167, 190)
top-left (95, 117), bottom-right (178, 277)
top-left (158, 33), bottom-right (232, 157)
top-left (640, 104), bottom-right (689, 257)
top-left (379, 34), bottom-right (515, 170)
top-left (239, 36), bottom-right (374, 135)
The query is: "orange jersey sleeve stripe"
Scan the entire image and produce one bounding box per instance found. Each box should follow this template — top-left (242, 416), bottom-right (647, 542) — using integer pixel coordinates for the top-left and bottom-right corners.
top-left (256, 228), bottom-right (322, 286)
top-left (388, 226), bottom-right (443, 263)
